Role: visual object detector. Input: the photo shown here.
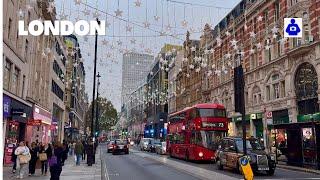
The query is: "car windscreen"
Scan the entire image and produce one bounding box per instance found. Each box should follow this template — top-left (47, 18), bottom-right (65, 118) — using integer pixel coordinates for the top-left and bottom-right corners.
top-left (115, 140), bottom-right (128, 145)
top-left (235, 139), bottom-right (263, 152)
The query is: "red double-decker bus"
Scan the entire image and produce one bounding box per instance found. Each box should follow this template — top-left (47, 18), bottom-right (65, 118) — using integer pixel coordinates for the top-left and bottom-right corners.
top-left (167, 103), bottom-right (228, 161)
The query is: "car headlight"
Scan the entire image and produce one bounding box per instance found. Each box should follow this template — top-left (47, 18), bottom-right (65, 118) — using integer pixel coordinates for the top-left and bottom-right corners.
top-left (199, 152), bottom-right (203, 157)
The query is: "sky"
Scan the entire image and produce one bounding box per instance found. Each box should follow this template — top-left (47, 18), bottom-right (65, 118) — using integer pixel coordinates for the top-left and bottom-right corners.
top-left (54, 0), bottom-right (241, 111)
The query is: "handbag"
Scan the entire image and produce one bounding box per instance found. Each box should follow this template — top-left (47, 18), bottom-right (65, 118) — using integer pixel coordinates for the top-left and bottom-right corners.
top-left (19, 153), bottom-right (31, 164)
top-left (48, 156), bottom-right (57, 167)
top-left (39, 153), bottom-right (48, 161)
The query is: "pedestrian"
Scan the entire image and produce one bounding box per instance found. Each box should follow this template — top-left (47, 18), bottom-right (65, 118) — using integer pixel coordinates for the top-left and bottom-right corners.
top-left (82, 140), bottom-right (86, 161)
top-left (39, 143), bottom-right (51, 176)
top-left (61, 140), bottom-right (69, 166)
top-left (15, 141), bottom-right (31, 179)
top-left (74, 140), bottom-right (84, 165)
top-left (86, 140), bottom-right (94, 166)
top-left (11, 144), bottom-right (18, 173)
top-left (49, 142), bottom-right (63, 180)
top-left (28, 142), bottom-right (38, 176)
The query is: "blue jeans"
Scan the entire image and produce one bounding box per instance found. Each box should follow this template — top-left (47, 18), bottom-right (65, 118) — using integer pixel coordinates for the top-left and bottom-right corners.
top-left (76, 154), bottom-right (81, 165)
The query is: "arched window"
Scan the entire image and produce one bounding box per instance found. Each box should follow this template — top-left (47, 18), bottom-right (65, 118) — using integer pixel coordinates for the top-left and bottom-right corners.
top-left (266, 73), bottom-right (285, 101)
top-left (295, 63), bottom-right (319, 115)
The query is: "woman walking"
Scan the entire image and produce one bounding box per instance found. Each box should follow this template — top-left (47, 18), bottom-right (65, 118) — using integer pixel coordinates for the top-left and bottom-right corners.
top-left (49, 142), bottom-right (64, 180)
top-left (28, 142), bottom-right (38, 176)
top-left (39, 143), bottom-right (51, 175)
top-left (15, 141), bottom-right (31, 179)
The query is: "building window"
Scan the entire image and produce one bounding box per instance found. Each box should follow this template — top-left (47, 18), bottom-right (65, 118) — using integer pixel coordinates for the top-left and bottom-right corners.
top-left (275, 1), bottom-right (280, 21)
top-left (25, 39), bottom-right (29, 60)
top-left (12, 67), bottom-right (20, 95)
top-left (22, 75), bottom-right (26, 98)
top-left (276, 34), bottom-right (282, 57)
top-left (8, 18), bottom-right (12, 39)
top-left (264, 10), bottom-right (268, 24)
top-left (4, 59), bottom-right (12, 90)
top-left (266, 85), bottom-right (270, 101)
top-left (295, 63), bottom-right (319, 114)
top-left (273, 83), bottom-right (280, 99)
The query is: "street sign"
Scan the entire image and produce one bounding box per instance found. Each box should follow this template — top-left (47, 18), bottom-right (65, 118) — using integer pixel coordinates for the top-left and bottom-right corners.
top-left (266, 111), bottom-right (273, 118)
top-left (239, 156), bottom-right (254, 180)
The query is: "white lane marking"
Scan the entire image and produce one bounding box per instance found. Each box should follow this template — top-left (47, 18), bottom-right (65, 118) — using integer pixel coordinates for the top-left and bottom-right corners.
top-left (104, 156), bottom-right (110, 180)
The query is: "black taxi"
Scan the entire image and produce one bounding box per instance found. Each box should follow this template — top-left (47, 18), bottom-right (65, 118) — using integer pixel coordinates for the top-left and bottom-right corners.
top-left (215, 137), bottom-right (276, 175)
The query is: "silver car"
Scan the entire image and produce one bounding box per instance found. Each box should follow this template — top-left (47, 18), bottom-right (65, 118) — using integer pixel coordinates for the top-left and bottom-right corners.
top-left (155, 141), bottom-right (166, 155)
top-left (139, 138), bottom-right (153, 151)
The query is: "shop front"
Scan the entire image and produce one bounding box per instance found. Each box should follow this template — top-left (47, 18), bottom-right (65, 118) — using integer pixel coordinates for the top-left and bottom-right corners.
top-left (271, 111), bottom-right (320, 169)
top-left (3, 94), bottom-right (32, 165)
top-left (26, 105), bottom-right (52, 144)
top-left (232, 115), bottom-right (250, 137)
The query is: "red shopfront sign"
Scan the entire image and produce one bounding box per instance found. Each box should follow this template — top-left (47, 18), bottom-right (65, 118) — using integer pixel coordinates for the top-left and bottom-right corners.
top-left (27, 119), bottom-right (42, 126)
top-left (33, 105), bottom-right (52, 125)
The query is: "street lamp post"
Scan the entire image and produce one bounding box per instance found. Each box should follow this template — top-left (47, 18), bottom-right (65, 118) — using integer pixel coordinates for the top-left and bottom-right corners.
top-left (95, 72), bottom-right (101, 137)
top-left (90, 18), bottom-right (100, 164)
top-left (234, 52), bottom-right (247, 155)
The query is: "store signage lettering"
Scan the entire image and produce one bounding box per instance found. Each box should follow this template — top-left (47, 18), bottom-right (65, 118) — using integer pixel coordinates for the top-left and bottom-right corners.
top-left (202, 122), bottom-right (224, 128)
top-left (27, 120), bottom-right (42, 126)
top-left (19, 20), bottom-right (106, 36)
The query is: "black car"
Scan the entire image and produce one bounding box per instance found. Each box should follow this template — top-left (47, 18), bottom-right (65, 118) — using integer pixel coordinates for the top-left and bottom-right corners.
top-left (112, 139), bottom-right (129, 155)
top-left (215, 137), bottom-right (276, 175)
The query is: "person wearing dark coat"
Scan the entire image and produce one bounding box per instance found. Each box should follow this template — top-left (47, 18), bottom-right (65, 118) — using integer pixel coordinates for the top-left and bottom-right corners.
top-left (61, 141), bottom-right (69, 166)
top-left (82, 141), bottom-right (87, 160)
top-left (86, 140), bottom-right (94, 166)
top-left (49, 142), bottom-right (63, 180)
top-left (39, 143), bottom-right (52, 175)
top-left (29, 142), bottom-right (39, 176)
top-left (11, 144), bottom-right (17, 173)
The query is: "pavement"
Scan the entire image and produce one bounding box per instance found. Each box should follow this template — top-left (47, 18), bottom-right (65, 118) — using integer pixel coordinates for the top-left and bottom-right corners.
top-left (3, 147), bottom-right (101, 180)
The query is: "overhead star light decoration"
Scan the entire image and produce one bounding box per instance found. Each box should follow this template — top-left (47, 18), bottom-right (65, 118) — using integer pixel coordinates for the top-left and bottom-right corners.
top-left (249, 48), bottom-right (255, 55)
top-left (160, 31), bottom-right (166, 36)
top-left (130, 39), bottom-right (136, 44)
top-left (134, 0), bottom-right (142, 7)
top-left (231, 39), bottom-right (238, 47)
top-left (209, 48), bottom-right (215, 54)
top-left (181, 20), bottom-right (188, 27)
top-left (186, 73), bottom-right (190, 78)
top-left (82, 9), bottom-right (90, 16)
top-left (102, 39), bottom-right (108, 46)
top-left (166, 24), bottom-right (172, 31)
top-left (143, 21), bottom-right (150, 28)
top-left (225, 53), bottom-right (232, 59)
top-left (18, 9), bottom-right (24, 18)
top-left (204, 49), bottom-right (209, 55)
top-left (249, 31), bottom-right (256, 38)
top-left (93, 11), bottom-right (101, 18)
top-left (225, 31), bottom-right (231, 37)
top-left (46, 2), bottom-right (55, 14)
top-left (154, 15), bottom-right (160, 21)
top-left (59, 54), bottom-right (64, 60)
top-left (59, 13), bottom-right (68, 20)
top-left (115, 9), bottom-right (123, 17)
top-left (257, 15), bottom-right (263, 22)
top-left (74, 0), bottom-right (81, 5)
top-left (117, 40), bottom-right (123, 46)
top-left (126, 25), bottom-right (132, 32)
top-left (271, 26), bottom-right (279, 34)
top-left (256, 42), bottom-right (262, 50)
top-left (190, 46), bottom-right (196, 52)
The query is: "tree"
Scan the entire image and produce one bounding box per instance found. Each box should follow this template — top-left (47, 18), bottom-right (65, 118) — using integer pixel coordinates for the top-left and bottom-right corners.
top-left (85, 97), bottom-right (118, 134)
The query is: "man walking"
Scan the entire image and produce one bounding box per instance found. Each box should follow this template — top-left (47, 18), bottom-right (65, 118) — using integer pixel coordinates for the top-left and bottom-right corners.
top-left (81, 140), bottom-right (87, 161)
top-left (74, 140), bottom-right (83, 166)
